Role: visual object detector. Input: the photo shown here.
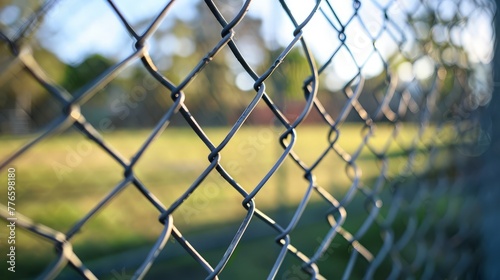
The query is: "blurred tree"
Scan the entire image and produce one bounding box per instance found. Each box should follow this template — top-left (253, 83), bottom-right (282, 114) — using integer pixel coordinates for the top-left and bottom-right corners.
top-left (0, 0), bottom-right (66, 133)
top-left (0, 42), bottom-right (67, 133)
top-left (62, 54), bottom-right (114, 93)
top-left (142, 0), bottom-right (268, 126)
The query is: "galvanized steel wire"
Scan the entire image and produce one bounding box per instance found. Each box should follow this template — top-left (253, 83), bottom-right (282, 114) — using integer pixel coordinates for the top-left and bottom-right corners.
top-left (0, 0), bottom-right (494, 279)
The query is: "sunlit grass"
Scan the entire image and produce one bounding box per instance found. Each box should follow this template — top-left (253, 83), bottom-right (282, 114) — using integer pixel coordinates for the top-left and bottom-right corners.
top-left (0, 123), bottom-right (455, 278)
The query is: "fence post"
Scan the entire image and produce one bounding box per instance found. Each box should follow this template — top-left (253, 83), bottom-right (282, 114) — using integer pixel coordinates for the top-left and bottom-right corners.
top-left (480, 1), bottom-right (500, 278)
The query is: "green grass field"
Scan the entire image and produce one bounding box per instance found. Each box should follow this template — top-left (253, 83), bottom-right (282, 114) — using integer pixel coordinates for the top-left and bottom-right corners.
top-left (0, 124), bottom-right (454, 279)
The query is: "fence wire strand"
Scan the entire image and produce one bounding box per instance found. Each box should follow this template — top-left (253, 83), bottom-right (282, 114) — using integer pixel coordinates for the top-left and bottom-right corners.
top-left (0, 0), bottom-right (495, 279)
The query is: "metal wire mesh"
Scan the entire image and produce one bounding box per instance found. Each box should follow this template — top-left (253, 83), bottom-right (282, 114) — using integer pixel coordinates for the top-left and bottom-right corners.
top-left (0, 0), bottom-right (495, 279)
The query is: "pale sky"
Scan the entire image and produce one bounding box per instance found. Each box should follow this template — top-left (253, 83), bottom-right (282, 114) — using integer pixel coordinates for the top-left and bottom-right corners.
top-left (3, 0), bottom-right (493, 89)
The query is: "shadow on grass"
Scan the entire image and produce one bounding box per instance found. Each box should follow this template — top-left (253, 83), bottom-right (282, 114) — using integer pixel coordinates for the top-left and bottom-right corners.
top-left (5, 191), bottom-right (419, 280)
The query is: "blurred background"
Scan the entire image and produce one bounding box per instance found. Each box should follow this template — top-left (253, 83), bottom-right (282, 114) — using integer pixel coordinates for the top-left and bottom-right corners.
top-left (0, 0), bottom-right (498, 279)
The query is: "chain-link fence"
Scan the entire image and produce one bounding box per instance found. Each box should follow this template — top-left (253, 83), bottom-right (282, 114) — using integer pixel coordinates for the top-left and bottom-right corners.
top-left (0, 0), bottom-right (496, 279)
